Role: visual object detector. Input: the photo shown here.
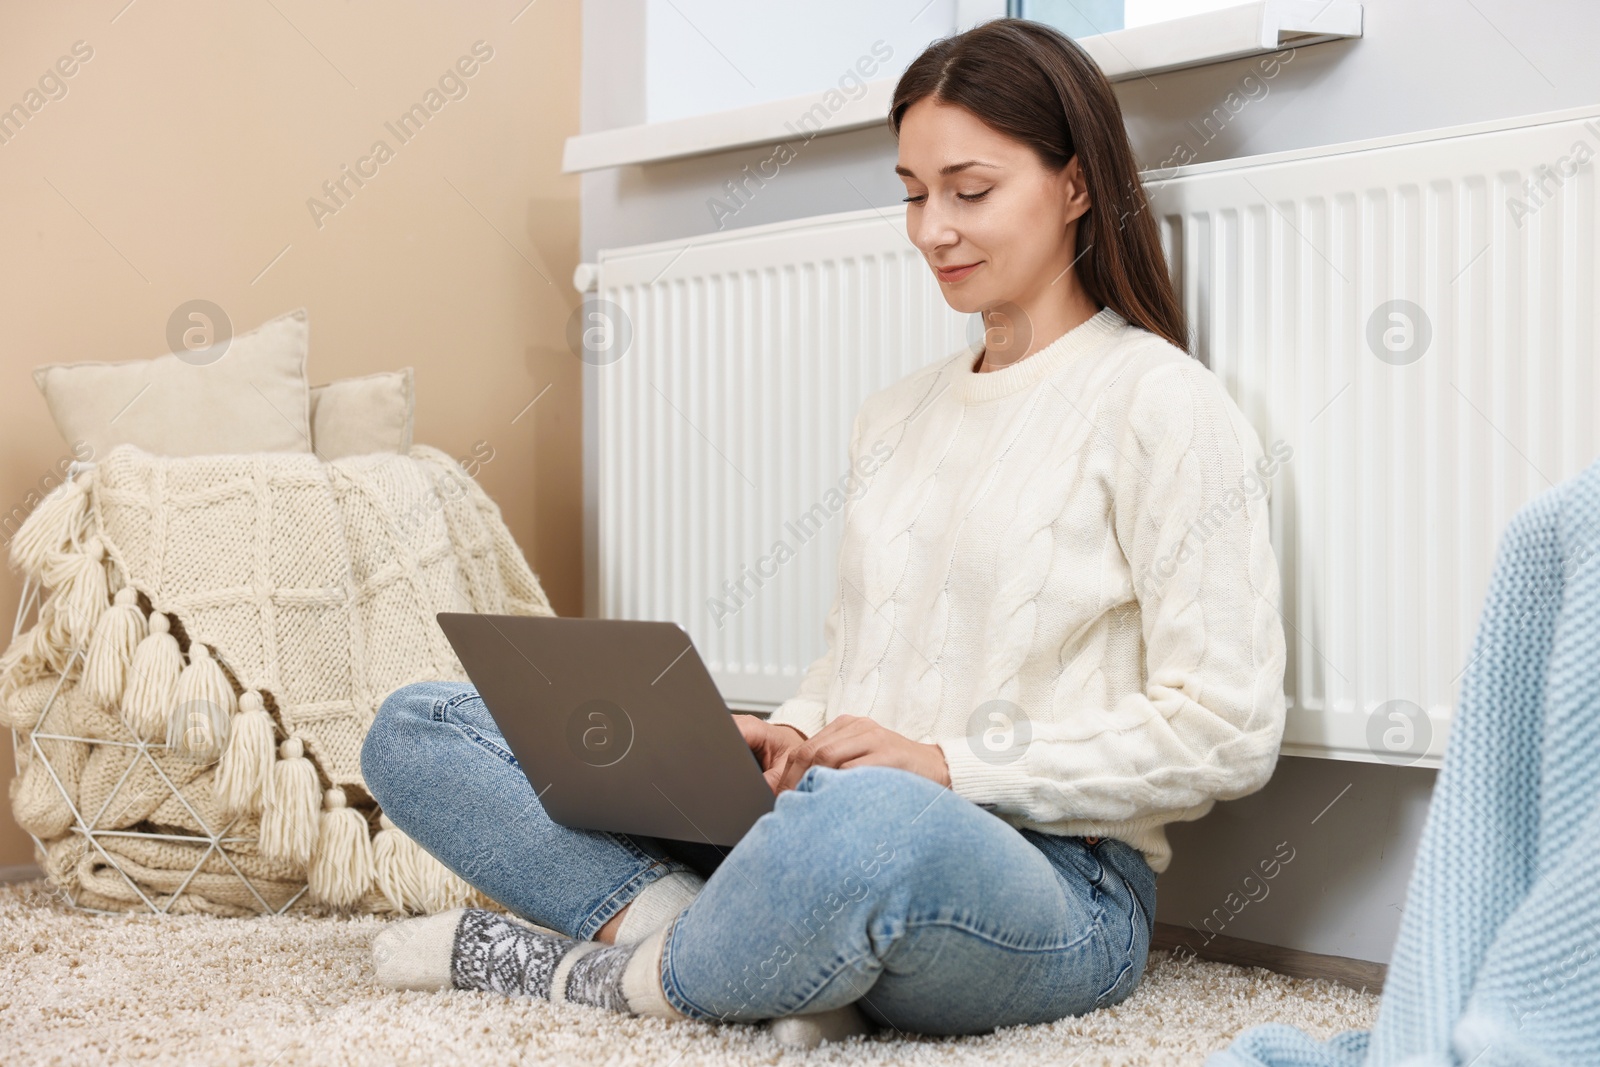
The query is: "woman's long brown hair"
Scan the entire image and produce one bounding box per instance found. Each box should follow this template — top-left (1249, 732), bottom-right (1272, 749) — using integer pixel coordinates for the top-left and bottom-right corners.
top-left (889, 18), bottom-right (1189, 354)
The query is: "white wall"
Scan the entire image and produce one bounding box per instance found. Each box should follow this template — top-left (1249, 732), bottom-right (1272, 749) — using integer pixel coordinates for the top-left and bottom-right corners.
top-left (578, 0), bottom-right (1600, 964)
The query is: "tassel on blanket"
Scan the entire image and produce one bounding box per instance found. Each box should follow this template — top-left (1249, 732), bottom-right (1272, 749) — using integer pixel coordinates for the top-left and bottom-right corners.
top-left (122, 612), bottom-right (182, 742)
top-left (41, 536), bottom-right (109, 651)
top-left (417, 848), bottom-right (478, 913)
top-left (33, 601), bottom-right (79, 678)
top-left (168, 642), bottom-right (236, 761)
top-left (8, 474), bottom-right (88, 577)
top-left (372, 813), bottom-right (428, 914)
top-left (307, 786), bottom-right (375, 908)
top-left (260, 736), bottom-right (320, 867)
top-left (0, 623), bottom-right (55, 698)
top-left (215, 690), bottom-right (275, 815)
top-left (83, 585), bottom-right (147, 709)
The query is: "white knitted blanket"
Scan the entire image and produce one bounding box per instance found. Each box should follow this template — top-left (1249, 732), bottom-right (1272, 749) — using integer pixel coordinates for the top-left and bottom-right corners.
top-left (2, 443), bottom-right (553, 916)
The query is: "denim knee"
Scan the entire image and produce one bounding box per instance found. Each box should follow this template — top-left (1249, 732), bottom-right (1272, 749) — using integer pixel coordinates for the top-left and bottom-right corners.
top-left (765, 766), bottom-right (954, 890)
top-left (785, 764), bottom-right (932, 818)
top-left (362, 680), bottom-right (462, 801)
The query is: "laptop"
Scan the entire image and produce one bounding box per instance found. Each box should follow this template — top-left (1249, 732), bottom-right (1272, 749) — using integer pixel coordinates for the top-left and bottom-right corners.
top-left (434, 613), bottom-right (777, 847)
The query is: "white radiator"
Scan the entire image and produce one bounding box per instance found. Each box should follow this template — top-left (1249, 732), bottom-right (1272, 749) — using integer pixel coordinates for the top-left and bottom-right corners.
top-left (1147, 105), bottom-right (1600, 765)
top-left (587, 214), bottom-right (969, 708)
top-left (586, 103), bottom-right (1600, 768)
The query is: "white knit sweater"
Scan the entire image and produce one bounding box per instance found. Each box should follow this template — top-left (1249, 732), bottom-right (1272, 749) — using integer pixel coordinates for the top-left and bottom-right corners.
top-left (766, 306), bottom-right (1288, 875)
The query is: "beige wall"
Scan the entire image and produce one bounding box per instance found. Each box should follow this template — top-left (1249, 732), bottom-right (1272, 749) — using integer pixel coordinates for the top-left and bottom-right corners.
top-left (0, 3), bottom-right (582, 867)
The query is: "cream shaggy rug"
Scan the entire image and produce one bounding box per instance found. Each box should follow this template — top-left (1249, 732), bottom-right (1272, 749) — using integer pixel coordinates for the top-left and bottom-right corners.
top-left (0, 879), bottom-right (1378, 1066)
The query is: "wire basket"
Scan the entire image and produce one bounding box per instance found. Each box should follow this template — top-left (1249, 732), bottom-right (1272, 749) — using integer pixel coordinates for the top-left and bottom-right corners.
top-left (7, 573), bottom-right (311, 916)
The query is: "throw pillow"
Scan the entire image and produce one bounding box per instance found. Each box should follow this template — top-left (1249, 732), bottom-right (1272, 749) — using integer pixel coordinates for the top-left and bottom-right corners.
top-left (308, 369), bottom-right (415, 459)
top-left (32, 307), bottom-right (312, 457)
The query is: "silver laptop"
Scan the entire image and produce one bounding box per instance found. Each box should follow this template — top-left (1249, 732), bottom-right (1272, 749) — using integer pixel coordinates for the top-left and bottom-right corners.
top-left (434, 613), bottom-right (776, 846)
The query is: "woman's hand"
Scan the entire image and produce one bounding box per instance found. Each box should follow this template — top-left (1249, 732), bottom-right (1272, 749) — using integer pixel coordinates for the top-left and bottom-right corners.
top-left (767, 713), bottom-right (951, 794)
top-left (733, 714), bottom-right (809, 792)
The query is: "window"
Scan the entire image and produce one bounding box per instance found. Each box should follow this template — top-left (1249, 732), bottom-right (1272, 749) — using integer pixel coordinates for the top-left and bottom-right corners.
top-left (1010, 0), bottom-right (1257, 37)
top-left (643, 0), bottom-right (946, 124)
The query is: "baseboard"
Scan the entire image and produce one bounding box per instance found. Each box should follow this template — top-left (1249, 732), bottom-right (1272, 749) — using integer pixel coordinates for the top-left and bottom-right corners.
top-left (1153, 921), bottom-right (1387, 996)
top-left (0, 864), bottom-right (43, 883)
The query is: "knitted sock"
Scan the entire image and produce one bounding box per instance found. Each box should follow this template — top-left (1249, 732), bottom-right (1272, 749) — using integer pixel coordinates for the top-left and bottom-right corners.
top-left (407, 908), bottom-right (683, 1018)
top-left (614, 870), bottom-right (705, 944)
top-left (768, 1002), bottom-right (877, 1049)
top-left (372, 908), bottom-right (467, 991)
top-left (370, 870), bottom-right (701, 986)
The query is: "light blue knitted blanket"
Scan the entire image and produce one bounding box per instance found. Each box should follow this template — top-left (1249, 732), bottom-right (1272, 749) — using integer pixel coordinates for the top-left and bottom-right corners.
top-left (1206, 458), bottom-right (1600, 1067)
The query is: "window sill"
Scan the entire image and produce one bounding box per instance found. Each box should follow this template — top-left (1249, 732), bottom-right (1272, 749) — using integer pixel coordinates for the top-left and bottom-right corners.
top-left (561, 1), bottom-right (1362, 174)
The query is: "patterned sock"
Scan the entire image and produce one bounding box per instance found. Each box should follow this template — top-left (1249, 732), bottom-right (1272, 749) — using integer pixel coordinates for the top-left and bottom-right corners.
top-left (557, 940), bottom-right (636, 1013)
top-left (449, 908), bottom-right (683, 1019)
top-left (449, 908), bottom-right (585, 999)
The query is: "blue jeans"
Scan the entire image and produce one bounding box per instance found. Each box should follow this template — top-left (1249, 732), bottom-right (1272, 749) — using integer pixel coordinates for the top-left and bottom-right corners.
top-left (361, 681), bottom-right (1157, 1034)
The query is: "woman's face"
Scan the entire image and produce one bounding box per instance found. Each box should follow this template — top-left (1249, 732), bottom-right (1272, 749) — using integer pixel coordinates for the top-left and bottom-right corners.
top-left (895, 97), bottom-right (1090, 316)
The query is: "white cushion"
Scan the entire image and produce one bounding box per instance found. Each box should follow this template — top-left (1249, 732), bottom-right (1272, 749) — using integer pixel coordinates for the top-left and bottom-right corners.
top-left (32, 308), bottom-right (312, 457)
top-left (309, 368), bottom-right (414, 459)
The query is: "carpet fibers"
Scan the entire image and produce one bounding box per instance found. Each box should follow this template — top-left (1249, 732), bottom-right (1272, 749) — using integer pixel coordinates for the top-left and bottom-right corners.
top-left (0, 880), bottom-right (1379, 1065)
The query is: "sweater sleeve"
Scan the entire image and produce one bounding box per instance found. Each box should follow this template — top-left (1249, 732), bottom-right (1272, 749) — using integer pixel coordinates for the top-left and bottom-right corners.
top-left (937, 359), bottom-right (1289, 825)
top-left (764, 405), bottom-right (870, 740)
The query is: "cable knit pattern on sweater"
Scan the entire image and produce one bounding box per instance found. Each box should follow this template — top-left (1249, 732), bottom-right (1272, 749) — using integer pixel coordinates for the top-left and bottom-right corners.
top-left (765, 307), bottom-right (1288, 874)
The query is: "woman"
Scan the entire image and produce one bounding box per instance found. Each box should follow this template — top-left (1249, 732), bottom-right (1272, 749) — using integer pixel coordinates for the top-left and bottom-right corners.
top-left (361, 17), bottom-right (1287, 1043)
